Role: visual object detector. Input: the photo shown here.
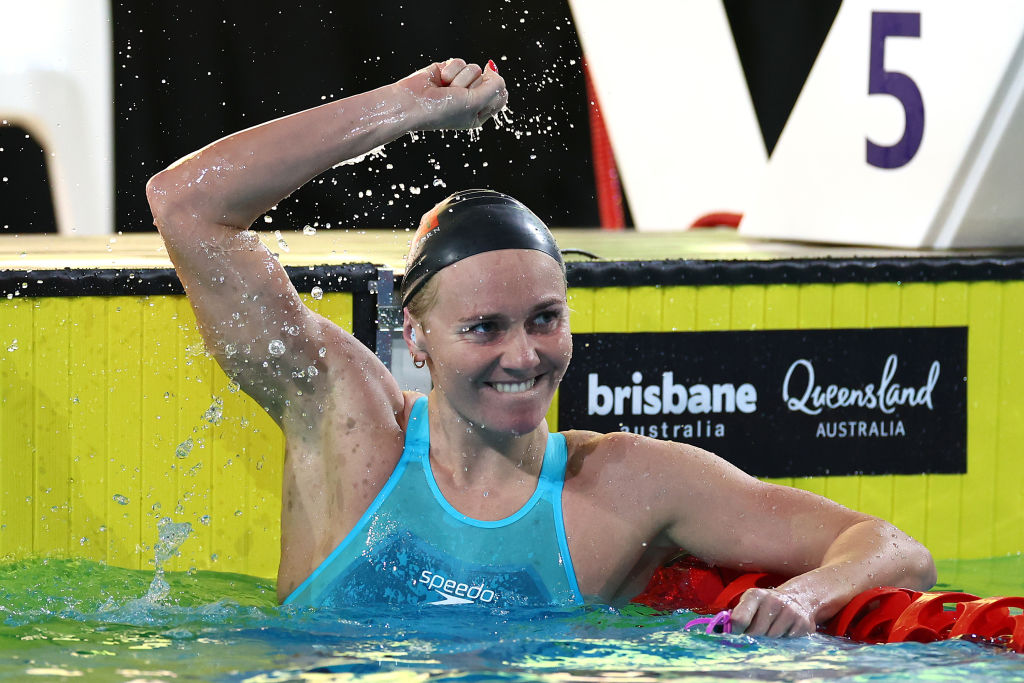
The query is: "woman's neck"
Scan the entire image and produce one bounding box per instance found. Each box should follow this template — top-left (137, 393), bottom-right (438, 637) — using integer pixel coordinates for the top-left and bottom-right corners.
top-left (425, 392), bottom-right (548, 488)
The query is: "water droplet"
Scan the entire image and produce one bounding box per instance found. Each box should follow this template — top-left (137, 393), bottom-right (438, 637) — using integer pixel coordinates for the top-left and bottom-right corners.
top-left (274, 229), bottom-right (289, 251)
top-left (154, 517), bottom-right (192, 565)
top-left (268, 339), bottom-right (286, 356)
top-left (113, 494), bottom-right (129, 506)
top-left (311, 286), bottom-right (323, 300)
top-left (202, 397), bottom-right (224, 425)
top-left (175, 437), bottom-right (194, 459)
top-left (303, 225), bottom-right (316, 236)
top-left (6, 339), bottom-right (17, 352)
top-left (199, 514), bottom-right (211, 526)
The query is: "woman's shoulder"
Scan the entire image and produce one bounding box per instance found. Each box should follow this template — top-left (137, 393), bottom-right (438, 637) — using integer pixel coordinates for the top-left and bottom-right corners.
top-left (562, 428), bottom-right (704, 456)
top-left (561, 429), bottom-right (707, 480)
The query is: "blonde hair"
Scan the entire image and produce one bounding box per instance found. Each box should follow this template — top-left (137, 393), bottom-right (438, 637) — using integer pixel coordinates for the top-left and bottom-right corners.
top-left (404, 272), bottom-right (441, 323)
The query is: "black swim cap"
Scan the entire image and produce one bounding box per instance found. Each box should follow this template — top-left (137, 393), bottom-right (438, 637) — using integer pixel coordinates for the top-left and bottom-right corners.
top-left (400, 189), bottom-right (563, 308)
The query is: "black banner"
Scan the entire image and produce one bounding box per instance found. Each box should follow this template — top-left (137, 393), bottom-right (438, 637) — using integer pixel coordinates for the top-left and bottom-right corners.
top-left (559, 328), bottom-right (967, 478)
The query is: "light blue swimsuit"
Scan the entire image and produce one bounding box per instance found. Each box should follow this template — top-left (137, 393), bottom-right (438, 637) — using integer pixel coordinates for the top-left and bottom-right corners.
top-left (284, 397), bottom-right (582, 608)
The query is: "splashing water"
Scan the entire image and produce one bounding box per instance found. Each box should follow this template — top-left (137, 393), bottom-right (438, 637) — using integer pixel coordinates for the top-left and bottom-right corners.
top-left (334, 144), bottom-right (388, 167)
top-left (202, 397), bottom-right (224, 425)
top-left (174, 437), bottom-right (194, 459)
top-left (274, 230), bottom-right (289, 252)
top-left (0, 557), bottom-right (1020, 680)
top-left (146, 517), bottom-right (193, 602)
top-left (493, 106), bottom-right (514, 129)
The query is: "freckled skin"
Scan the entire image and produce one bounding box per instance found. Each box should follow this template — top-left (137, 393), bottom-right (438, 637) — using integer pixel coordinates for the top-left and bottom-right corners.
top-left (148, 57), bottom-right (935, 632)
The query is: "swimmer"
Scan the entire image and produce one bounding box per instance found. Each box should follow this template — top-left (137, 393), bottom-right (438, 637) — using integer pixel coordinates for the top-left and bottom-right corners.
top-left (146, 58), bottom-right (935, 636)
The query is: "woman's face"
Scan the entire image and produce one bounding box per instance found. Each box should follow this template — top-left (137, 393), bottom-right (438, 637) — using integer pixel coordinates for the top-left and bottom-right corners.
top-left (413, 249), bottom-right (572, 436)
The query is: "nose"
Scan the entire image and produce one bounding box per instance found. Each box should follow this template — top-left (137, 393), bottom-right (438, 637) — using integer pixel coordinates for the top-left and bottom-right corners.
top-left (501, 326), bottom-right (540, 370)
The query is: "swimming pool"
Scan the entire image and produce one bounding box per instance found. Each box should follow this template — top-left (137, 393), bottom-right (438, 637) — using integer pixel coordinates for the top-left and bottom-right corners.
top-left (3, 235), bottom-right (1024, 581)
top-left (4, 236), bottom-right (1024, 680)
top-left (2, 556), bottom-right (1023, 681)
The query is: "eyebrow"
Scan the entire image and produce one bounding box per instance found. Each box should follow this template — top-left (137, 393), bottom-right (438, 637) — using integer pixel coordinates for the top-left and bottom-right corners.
top-left (533, 296), bottom-right (568, 311)
top-left (455, 297), bottom-right (567, 324)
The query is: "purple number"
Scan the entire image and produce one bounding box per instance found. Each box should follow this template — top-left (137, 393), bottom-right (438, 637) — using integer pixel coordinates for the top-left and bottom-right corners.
top-left (867, 11), bottom-right (924, 169)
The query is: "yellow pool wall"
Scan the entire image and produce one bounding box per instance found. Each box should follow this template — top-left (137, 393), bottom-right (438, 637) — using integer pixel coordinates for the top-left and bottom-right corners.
top-left (1, 279), bottom-right (1022, 579)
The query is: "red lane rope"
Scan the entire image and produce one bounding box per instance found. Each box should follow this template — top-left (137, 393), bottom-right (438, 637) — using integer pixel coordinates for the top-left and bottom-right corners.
top-left (632, 555), bottom-right (1024, 652)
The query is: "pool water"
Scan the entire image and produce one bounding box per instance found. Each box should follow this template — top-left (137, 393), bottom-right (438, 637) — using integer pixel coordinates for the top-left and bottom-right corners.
top-left (1, 556), bottom-right (1023, 681)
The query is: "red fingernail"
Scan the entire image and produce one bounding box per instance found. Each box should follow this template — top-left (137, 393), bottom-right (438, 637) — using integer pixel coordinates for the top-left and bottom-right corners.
top-left (487, 59), bottom-right (498, 73)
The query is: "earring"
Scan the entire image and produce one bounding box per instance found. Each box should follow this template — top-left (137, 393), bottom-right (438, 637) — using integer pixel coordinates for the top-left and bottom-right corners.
top-left (413, 358), bottom-right (425, 369)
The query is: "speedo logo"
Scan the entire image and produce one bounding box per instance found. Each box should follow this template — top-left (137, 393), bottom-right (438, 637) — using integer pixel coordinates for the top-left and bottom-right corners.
top-left (418, 570), bottom-right (497, 605)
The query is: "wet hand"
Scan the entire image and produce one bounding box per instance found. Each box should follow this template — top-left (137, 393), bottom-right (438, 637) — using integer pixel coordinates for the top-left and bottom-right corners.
top-left (729, 587), bottom-right (816, 637)
top-left (396, 58), bottom-right (508, 131)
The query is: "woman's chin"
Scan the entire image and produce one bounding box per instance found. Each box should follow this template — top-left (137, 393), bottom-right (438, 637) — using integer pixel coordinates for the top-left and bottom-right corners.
top-left (494, 407), bottom-right (553, 437)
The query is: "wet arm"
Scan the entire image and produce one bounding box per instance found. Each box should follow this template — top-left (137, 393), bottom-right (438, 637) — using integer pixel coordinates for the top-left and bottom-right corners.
top-left (145, 60), bottom-right (506, 421)
top-left (728, 512), bottom-right (937, 636)
top-left (659, 444), bottom-right (935, 636)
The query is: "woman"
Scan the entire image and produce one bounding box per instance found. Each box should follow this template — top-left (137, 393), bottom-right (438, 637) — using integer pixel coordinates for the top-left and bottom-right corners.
top-left (146, 58), bottom-right (935, 636)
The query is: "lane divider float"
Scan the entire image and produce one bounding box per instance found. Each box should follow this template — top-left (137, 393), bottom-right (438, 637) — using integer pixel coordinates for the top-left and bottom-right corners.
top-left (633, 555), bottom-right (1024, 652)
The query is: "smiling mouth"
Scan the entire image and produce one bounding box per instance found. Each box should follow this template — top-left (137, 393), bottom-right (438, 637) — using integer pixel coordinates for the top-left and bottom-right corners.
top-left (489, 378), bottom-right (538, 394)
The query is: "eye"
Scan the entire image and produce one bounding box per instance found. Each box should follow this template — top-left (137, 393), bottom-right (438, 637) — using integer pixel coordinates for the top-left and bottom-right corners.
top-left (462, 320), bottom-right (500, 337)
top-left (530, 309), bottom-right (563, 330)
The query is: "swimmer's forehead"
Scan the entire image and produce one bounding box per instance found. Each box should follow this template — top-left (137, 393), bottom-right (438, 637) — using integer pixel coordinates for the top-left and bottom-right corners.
top-left (431, 251), bottom-right (568, 320)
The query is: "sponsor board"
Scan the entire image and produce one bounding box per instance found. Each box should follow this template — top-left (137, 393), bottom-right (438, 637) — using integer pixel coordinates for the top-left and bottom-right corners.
top-left (559, 328), bottom-right (966, 477)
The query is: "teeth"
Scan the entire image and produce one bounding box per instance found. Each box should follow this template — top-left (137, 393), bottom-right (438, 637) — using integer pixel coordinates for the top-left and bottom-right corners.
top-left (492, 378), bottom-right (537, 393)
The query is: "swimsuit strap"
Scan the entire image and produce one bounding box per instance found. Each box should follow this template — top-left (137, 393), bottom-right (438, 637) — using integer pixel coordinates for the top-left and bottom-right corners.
top-left (537, 431), bottom-right (568, 498)
top-left (404, 395), bottom-right (430, 455)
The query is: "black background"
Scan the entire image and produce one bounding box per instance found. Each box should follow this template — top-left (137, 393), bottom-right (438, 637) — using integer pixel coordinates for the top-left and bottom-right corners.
top-left (560, 328), bottom-right (967, 478)
top-left (0, 0), bottom-right (841, 234)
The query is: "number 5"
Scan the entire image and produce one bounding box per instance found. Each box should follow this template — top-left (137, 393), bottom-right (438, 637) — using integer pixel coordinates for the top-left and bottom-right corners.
top-left (867, 11), bottom-right (924, 169)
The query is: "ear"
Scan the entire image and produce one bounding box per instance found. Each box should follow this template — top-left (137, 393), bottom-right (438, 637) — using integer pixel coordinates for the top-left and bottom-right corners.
top-left (402, 309), bottom-right (429, 364)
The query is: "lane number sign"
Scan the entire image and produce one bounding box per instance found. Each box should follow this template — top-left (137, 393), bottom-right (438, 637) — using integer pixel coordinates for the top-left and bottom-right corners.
top-left (867, 11), bottom-right (924, 169)
top-left (740, 1), bottom-right (1024, 248)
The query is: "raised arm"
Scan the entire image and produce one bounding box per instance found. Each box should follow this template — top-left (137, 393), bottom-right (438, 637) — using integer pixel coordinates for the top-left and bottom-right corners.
top-left (649, 440), bottom-right (936, 636)
top-left (146, 59), bottom-right (506, 425)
